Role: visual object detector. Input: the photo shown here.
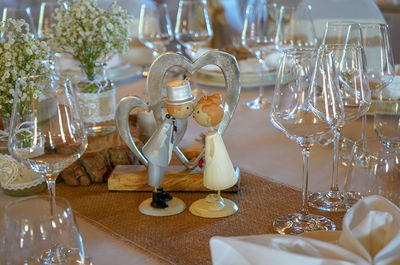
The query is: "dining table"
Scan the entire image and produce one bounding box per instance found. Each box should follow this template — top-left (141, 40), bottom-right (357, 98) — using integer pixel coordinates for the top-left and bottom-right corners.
top-left (0, 64), bottom-right (380, 265)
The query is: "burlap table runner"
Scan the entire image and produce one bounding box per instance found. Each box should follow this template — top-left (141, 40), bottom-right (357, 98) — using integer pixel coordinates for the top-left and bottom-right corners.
top-left (56, 170), bottom-right (345, 265)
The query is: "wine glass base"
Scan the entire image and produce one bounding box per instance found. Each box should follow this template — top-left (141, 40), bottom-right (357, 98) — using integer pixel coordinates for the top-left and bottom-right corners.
top-left (189, 194), bottom-right (238, 218)
top-left (244, 97), bottom-right (270, 110)
top-left (308, 191), bottom-right (358, 212)
top-left (138, 197), bottom-right (186, 217)
top-left (273, 213), bottom-right (336, 235)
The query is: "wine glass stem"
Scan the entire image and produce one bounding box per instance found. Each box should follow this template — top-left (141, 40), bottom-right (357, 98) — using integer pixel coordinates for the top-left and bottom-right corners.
top-left (300, 147), bottom-right (311, 216)
top-left (258, 58), bottom-right (265, 99)
top-left (46, 178), bottom-right (57, 217)
top-left (330, 128), bottom-right (340, 193)
top-left (361, 113), bottom-right (367, 152)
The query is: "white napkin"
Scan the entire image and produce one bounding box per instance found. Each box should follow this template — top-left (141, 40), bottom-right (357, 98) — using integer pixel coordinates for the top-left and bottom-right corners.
top-left (210, 195), bottom-right (400, 265)
top-left (189, 47), bottom-right (280, 73)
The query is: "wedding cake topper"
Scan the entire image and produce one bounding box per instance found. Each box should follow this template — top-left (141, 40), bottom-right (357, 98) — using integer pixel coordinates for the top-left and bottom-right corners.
top-left (115, 50), bottom-right (241, 217)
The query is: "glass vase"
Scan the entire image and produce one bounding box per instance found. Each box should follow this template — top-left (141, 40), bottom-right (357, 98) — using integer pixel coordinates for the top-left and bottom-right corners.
top-left (75, 64), bottom-right (116, 136)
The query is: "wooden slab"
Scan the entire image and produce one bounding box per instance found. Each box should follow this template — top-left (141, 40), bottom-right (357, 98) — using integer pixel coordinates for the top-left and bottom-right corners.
top-left (108, 165), bottom-right (239, 192)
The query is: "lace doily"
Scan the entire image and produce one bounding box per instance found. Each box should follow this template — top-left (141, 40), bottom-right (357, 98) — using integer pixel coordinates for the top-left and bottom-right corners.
top-left (76, 89), bottom-right (116, 123)
top-left (0, 154), bottom-right (44, 190)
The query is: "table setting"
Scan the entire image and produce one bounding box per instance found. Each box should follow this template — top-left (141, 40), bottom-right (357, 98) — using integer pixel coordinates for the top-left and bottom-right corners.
top-left (0, 0), bottom-right (400, 264)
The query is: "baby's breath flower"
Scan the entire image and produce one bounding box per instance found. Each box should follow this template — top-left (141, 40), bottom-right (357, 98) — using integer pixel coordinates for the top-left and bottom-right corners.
top-left (50, 0), bottom-right (133, 81)
top-left (0, 18), bottom-right (54, 117)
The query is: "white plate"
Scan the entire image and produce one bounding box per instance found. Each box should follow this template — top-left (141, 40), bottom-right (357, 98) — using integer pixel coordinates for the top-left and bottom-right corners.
top-left (195, 69), bottom-right (276, 89)
top-left (300, 230), bottom-right (341, 244)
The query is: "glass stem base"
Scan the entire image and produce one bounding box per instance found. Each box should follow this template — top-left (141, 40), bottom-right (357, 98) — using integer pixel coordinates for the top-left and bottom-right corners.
top-left (308, 191), bottom-right (358, 212)
top-left (273, 213), bottom-right (336, 235)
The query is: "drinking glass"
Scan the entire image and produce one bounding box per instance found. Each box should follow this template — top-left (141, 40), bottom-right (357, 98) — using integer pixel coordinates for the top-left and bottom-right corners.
top-left (344, 138), bottom-right (400, 207)
top-left (1, 7), bottom-right (36, 37)
top-left (270, 47), bottom-right (343, 235)
top-left (8, 74), bottom-right (87, 216)
top-left (138, 1), bottom-right (174, 61)
top-left (32, 1), bottom-right (59, 40)
top-left (360, 23), bottom-right (395, 96)
top-left (374, 84), bottom-right (400, 149)
top-left (322, 21), bottom-right (363, 46)
top-left (174, 0), bottom-right (213, 59)
top-left (2, 196), bottom-right (87, 264)
top-left (276, 4), bottom-right (317, 49)
top-left (308, 44), bottom-right (371, 212)
top-left (241, 1), bottom-right (277, 110)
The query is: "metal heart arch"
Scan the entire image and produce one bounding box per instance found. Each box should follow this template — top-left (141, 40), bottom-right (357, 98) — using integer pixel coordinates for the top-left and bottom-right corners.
top-left (116, 50), bottom-right (241, 169)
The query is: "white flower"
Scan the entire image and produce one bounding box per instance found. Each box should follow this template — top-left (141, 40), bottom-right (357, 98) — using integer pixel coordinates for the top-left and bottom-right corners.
top-left (4, 43), bottom-right (10, 50)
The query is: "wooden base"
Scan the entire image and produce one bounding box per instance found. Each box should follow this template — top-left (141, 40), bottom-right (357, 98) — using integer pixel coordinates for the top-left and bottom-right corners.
top-left (107, 165), bottom-right (239, 192)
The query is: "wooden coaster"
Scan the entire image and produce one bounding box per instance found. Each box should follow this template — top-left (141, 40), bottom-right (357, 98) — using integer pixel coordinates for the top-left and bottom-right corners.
top-left (108, 165), bottom-right (239, 192)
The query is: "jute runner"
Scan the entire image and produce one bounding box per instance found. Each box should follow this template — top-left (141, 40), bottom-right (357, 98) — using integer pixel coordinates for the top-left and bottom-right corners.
top-left (55, 170), bottom-right (345, 265)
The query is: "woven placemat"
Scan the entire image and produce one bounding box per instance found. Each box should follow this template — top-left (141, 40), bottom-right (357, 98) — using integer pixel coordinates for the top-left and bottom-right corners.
top-left (55, 170), bottom-right (345, 265)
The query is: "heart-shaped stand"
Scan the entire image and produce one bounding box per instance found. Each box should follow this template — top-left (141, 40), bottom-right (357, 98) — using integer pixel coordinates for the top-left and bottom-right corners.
top-left (114, 50), bottom-right (241, 217)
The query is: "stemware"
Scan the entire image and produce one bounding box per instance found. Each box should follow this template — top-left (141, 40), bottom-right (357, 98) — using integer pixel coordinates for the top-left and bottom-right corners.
top-left (31, 1), bottom-right (59, 40)
top-left (174, 0), bottom-right (213, 59)
top-left (275, 4), bottom-right (317, 50)
top-left (344, 138), bottom-right (400, 207)
top-left (1, 6), bottom-right (36, 38)
top-left (360, 23), bottom-right (395, 96)
top-left (270, 47), bottom-right (342, 235)
top-left (138, 1), bottom-right (174, 62)
top-left (2, 196), bottom-right (87, 265)
top-left (374, 82), bottom-right (400, 148)
top-left (308, 44), bottom-right (371, 212)
top-left (241, 1), bottom-right (277, 110)
top-left (8, 74), bottom-right (87, 216)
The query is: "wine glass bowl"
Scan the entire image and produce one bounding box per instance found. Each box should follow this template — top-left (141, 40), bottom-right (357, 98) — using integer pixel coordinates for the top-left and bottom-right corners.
top-left (174, 0), bottom-right (213, 58)
top-left (138, 1), bottom-right (174, 61)
top-left (360, 23), bottom-right (395, 95)
top-left (2, 195), bottom-right (86, 265)
top-left (270, 47), bottom-right (342, 234)
top-left (8, 74), bottom-right (87, 215)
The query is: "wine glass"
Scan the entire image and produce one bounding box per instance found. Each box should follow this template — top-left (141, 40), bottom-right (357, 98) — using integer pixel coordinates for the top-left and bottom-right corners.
top-left (374, 83), bottom-right (400, 149)
top-left (360, 23), bottom-right (395, 97)
top-left (322, 21), bottom-right (363, 46)
top-left (8, 74), bottom-right (87, 216)
top-left (1, 6), bottom-right (36, 37)
top-left (241, 1), bottom-right (277, 110)
top-left (2, 196), bottom-right (87, 265)
top-left (174, 0), bottom-right (213, 59)
top-left (270, 47), bottom-right (343, 235)
top-left (344, 138), bottom-right (400, 207)
top-left (276, 4), bottom-right (317, 50)
top-left (308, 44), bottom-right (371, 212)
top-left (138, 1), bottom-right (174, 62)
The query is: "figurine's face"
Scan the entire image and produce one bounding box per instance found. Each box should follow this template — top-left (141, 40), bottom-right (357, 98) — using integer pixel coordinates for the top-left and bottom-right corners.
top-left (167, 103), bottom-right (194, 119)
top-left (193, 104), bottom-right (212, 127)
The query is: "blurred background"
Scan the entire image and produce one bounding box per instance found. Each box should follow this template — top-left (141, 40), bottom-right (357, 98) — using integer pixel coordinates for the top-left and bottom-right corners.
top-left (1, 0), bottom-right (399, 63)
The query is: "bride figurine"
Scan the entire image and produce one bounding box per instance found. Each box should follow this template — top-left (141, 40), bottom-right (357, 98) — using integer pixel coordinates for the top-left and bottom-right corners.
top-left (139, 79), bottom-right (195, 216)
top-left (189, 93), bottom-right (238, 218)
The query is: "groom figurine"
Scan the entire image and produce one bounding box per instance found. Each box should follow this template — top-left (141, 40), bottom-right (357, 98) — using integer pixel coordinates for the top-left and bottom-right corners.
top-left (142, 80), bottom-right (195, 209)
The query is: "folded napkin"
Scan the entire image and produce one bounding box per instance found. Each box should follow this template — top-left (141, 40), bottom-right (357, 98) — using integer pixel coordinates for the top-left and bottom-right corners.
top-left (210, 196), bottom-right (400, 265)
top-left (189, 48), bottom-right (281, 73)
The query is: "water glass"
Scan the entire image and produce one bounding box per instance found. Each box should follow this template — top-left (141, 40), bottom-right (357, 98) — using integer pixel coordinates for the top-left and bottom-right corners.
top-left (2, 196), bottom-right (86, 265)
top-left (344, 138), bottom-right (400, 207)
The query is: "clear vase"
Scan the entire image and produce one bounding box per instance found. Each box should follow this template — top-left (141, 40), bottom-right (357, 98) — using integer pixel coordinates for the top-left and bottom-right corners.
top-left (75, 63), bottom-right (116, 136)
